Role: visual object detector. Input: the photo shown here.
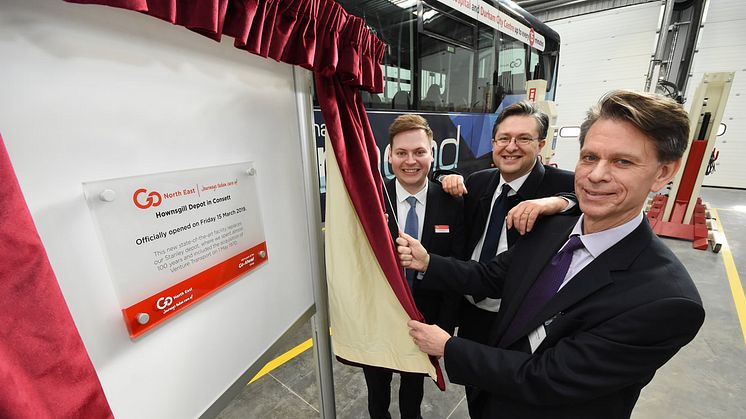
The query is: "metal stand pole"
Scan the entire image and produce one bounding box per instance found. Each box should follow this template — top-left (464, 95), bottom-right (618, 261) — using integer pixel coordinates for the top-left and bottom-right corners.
top-left (292, 66), bottom-right (336, 418)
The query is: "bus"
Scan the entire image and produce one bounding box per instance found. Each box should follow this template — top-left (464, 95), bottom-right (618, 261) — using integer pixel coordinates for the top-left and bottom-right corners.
top-left (314, 0), bottom-right (561, 198)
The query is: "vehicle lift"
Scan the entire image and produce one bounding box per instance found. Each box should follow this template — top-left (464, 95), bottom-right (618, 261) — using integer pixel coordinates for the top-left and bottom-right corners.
top-left (645, 72), bottom-right (734, 253)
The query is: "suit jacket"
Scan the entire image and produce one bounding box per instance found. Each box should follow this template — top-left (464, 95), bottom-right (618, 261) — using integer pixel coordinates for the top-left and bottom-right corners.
top-left (385, 179), bottom-right (466, 333)
top-left (463, 159), bottom-right (576, 254)
top-left (424, 215), bottom-right (705, 418)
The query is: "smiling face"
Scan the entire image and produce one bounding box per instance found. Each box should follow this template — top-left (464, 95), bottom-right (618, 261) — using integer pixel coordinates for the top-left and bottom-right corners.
top-left (388, 128), bottom-right (434, 194)
top-left (575, 118), bottom-right (681, 234)
top-left (492, 115), bottom-right (546, 182)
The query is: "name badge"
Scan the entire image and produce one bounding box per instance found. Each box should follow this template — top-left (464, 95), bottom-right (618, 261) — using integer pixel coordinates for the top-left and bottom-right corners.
top-left (434, 225), bottom-right (450, 233)
top-left (528, 325), bottom-right (547, 353)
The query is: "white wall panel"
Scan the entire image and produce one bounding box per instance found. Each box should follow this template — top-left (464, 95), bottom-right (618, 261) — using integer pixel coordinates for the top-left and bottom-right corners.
top-left (687, 0), bottom-right (746, 188)
top-left (695, 20), bottom-right (746, 49)
top-left (559, 54), bottom-right (652, 84)
top-left (0, 0), bottom-right (316, 418)
top-left (701, 0), bottom-right (746, 22)
top-left (547, 2), bottom-right (661, 170)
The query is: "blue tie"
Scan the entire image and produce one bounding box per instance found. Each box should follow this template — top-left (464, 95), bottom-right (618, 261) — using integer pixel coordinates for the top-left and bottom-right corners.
top-left (404, 196), bottom-right (419, 239)
top-left (403, 196), bottom-right (418, 289)
top-left (500, 235), bottom-right (585, 346)
top-left (479, 184), bottom-right (511, 263)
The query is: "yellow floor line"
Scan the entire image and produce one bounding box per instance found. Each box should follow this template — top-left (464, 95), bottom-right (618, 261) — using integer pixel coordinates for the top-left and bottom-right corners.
top-left (249, 338), bottom-right (314, 384)
top-left (711, 208), bottom-right (746, 345)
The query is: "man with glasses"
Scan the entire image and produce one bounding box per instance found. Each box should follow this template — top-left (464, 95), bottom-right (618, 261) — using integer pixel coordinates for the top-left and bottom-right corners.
top-left (438, 101), bottom-right (575, 353)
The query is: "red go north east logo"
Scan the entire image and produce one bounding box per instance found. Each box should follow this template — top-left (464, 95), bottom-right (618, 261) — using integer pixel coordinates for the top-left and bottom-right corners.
top-left (133, 188), bottom-right (162, 209)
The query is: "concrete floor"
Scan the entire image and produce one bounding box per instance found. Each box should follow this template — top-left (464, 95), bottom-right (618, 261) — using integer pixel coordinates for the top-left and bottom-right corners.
top-left (215, 187), bottom-right (746, 419)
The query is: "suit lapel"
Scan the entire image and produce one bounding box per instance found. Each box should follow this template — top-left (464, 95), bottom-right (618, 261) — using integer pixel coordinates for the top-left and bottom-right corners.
top-left (503, 160), bottom-right (544, 247)
top-left (420, 181), bottom-right (437, 247)
top-left (488, 219), bottom-right (577, 345)
top-left (546, 219), bottom-right (653, 316)
top-left (468, 171), bottom-right (502, 251)
top-left (513, 159), bottom-right (545, 201)
top-left (384, 179), bottom-right (398, 240)
top-left (497, 218), bottom-right (655, 349)
top-left (530, 262), bottom-right (612, 337)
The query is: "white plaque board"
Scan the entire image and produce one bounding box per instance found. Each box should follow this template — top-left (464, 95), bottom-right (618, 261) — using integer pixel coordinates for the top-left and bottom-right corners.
top-left (83, 162), bottom-right (267, 338)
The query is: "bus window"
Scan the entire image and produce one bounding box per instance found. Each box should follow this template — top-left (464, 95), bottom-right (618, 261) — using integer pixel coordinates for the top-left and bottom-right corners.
top-left (318, 0), bottom-right (561, 179)
top-left (476, 25), bottom-right (497, 113)
top-left (419, 3), bottom-right (475, 112)
top-left (529, 48), bottom-right (559, 100)
top-left (382, 26), bottom-right (415, 110)
top-left (387, 65), bottom-right (412, 109)
top-left (338, 0), bottom-right (416, 110)
top-left (419, 35), bottom-right (474, 112)
top-left (498, 37), bottom-right (528, 95)
top-left (421, 3), bottom-right (475, 47)
top-left (541, 51), bottom-right (559, 99)
top-left (530, 49), bottom-right (541, 80)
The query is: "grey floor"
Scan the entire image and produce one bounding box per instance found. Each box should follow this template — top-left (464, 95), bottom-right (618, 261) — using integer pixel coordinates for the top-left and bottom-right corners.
top-left (216, 187), bottom-right (746, 419)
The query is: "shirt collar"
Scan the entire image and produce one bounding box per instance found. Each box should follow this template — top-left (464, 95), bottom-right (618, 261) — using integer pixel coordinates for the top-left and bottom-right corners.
top-left (570, 212), bottom-right (644, 258)
top-left (498, 169), bottom-right (532, 195)
top-left (395, 180), bottom-right (428, 204)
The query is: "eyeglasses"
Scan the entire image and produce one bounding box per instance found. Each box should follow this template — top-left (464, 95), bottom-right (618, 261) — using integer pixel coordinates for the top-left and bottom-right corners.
top-left (492, 135), bottom-right (539, 146)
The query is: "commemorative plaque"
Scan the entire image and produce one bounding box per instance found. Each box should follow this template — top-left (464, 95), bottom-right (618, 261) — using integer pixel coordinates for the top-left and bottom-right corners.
top-left (84, 162), bottom-right (267, 338)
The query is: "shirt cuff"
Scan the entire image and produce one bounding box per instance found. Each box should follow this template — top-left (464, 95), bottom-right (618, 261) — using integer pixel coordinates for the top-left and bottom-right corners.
top-left (560, 197), bottom-right (576, 212)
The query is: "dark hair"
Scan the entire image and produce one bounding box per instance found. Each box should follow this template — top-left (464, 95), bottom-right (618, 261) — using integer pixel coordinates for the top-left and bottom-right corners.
top-left (388, 114), bottom-right (433, 147)
top-left (579, 90), bottom-right (689, 162)
top-left (491, 101), bottom-right (549, 139)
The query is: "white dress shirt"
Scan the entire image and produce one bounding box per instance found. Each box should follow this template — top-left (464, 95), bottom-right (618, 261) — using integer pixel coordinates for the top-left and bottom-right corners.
top-left (558, 212), bottom-right (644, 290)
top-left (395, 180), bottom-right (427, 240)
top-left (466, 171), bottom-right (531, 311)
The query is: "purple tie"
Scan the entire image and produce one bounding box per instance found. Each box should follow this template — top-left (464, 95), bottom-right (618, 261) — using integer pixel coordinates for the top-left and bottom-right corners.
top-left (500, 235), bottom-right (584, 346)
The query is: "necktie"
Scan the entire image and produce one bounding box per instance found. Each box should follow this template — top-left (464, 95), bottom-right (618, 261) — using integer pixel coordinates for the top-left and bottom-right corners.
top-left (403, 196), bottom-right (418, 289)
top-left (479, 184), bottom-right (512, 263)
top-left (500, 235), bottom-right (585, 346)
top-left (472, 184), bottom-right (511, 303)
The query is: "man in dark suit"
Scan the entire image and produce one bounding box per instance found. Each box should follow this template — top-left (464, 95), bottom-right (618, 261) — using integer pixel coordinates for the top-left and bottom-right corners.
top-left (363, 114), bottom-right (465, 419)
top-left (438, 102), bottom-right (576, 348)
top-left (397, 90), bottom-right (705, 418)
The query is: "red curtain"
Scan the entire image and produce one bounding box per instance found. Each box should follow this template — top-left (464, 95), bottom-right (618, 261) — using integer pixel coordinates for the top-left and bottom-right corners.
top-left (64, 0), bottom-right (361, 73)
top-left (62, 0), bottom-right (445, 388)
top-left (0, 135), bottom-right (114, 418)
